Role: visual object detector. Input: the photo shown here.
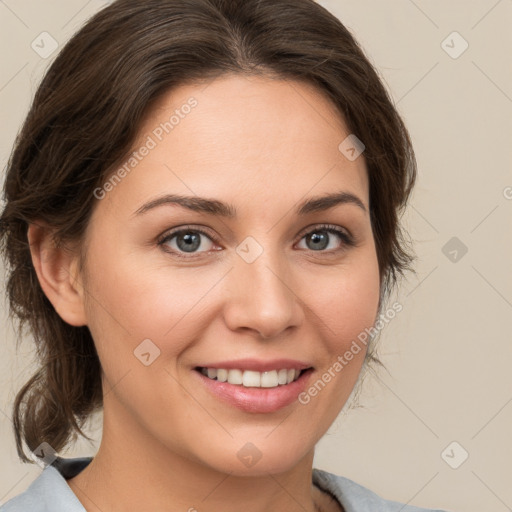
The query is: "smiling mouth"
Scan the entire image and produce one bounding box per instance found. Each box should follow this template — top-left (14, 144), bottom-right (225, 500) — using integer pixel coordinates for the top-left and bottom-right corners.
top-left (194, 367), bottom-right (312, 388)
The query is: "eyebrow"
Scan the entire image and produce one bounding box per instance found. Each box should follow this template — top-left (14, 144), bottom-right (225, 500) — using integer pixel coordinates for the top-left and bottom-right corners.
top-left (133, 191), bottom-right (367, 218)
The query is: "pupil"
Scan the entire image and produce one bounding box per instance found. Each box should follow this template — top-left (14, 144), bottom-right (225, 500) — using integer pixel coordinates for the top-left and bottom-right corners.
top-left (178, 232), bottom-right (200, 252)
top-left (309, 231), bottom-right (328, 250)
top-left (175, 231), bottom-right (329, 253)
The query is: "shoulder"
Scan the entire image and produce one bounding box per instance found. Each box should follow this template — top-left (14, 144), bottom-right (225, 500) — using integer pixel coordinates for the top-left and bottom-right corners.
top-left (312, 468), bottom-right (451, 512)
top-left (2, 459), bottom-right (451, 512)
top-left (0, 457), bottom-right (92, 512)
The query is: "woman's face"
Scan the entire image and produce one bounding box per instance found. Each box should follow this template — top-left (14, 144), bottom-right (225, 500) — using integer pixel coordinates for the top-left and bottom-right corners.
top-left (76, 73), bottom-right (380, 475)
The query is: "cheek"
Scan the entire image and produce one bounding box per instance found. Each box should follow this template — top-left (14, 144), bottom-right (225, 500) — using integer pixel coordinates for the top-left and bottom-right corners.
top-left (304, 256), bottom-right (381, 352)
top-left (82, 246), bottom-right (224, 365)
top-left (292, 257), bottom-right (380, 434)
top-left (83, 227), bottom-right (379, 375)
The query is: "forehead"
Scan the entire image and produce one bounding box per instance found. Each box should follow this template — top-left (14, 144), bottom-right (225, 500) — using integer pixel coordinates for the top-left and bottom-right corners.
top-left (99, 73), bottom-right (369, 217)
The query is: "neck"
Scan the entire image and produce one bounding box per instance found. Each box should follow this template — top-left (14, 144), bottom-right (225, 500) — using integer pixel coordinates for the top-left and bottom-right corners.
top-left (67, 398), bottom-right (336, 512)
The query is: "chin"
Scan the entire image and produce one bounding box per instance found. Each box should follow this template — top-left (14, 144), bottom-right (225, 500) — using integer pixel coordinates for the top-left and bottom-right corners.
top-left (196, 437), bottom-right (314, 477)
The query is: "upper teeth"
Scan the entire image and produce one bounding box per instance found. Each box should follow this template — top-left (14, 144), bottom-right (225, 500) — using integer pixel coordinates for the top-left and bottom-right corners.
top-left (200, 368), bottom-right (302, 388)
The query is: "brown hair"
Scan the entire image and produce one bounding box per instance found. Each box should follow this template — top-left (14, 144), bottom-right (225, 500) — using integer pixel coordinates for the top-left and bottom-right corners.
top-left (0, 0), bottom-right (416, 463)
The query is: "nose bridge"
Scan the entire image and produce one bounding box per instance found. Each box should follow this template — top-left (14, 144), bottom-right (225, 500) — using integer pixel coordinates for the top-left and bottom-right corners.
top-left (237, 234), bottom-right (292, 306)
top-left (225, 234), bottom-right (300, 338)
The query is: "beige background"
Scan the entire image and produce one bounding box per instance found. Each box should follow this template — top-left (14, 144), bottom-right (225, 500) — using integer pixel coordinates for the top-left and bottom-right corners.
top-left (1, 1), bottom-right (511, 511)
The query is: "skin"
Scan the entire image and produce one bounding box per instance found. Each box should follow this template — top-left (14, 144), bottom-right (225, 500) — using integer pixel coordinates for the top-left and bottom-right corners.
top-left (28, 73), bottom-right (381, 512)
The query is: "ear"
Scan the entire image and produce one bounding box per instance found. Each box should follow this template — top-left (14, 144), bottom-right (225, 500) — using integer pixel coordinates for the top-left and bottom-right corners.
top-left (27, 221), bottom-right (87, 327)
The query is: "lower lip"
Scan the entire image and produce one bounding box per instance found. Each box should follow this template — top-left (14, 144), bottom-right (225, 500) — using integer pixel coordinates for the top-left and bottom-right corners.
top-left (193, 368), bottom-right (314, 413)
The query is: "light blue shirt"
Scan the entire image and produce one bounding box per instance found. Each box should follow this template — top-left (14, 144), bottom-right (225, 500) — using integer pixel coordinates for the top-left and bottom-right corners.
top-left (0, 457), bottom-right (449, 511)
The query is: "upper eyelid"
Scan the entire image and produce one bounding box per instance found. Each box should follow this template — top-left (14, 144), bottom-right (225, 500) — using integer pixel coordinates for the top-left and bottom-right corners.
top-left (159, 223), bottom-right (352, 246)
top-left (296, 223), bottom-right (352, 239)
top-left (159, 225), bottom-right (217, 242)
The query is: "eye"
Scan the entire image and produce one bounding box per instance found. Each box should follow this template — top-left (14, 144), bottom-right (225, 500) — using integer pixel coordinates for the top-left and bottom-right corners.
top-left (157, 223), bottom-right (355, 259)
top-left (296, 224), bottom-right (355, 253)
top-left (158, 226), bottom-right (219, 259)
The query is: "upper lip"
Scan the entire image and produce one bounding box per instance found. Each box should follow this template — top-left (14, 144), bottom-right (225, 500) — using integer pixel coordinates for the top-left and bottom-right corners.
top-left (195, 358), bottom-right (313, 372)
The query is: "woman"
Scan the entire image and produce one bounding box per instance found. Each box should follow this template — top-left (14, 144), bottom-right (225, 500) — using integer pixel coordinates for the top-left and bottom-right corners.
top-left (0, 1), bottom-right (449, 511)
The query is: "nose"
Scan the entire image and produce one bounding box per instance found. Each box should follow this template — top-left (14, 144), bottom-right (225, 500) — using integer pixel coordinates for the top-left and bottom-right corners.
top-left (222, 243), bottom-right (303, 339)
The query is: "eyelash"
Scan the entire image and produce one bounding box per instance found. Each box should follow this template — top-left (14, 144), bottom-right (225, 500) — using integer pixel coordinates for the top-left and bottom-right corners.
top-left (157, 223), bottom-right (356, 260)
